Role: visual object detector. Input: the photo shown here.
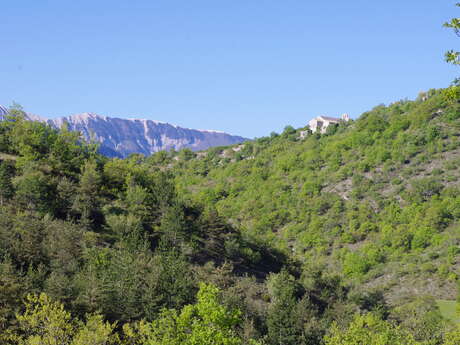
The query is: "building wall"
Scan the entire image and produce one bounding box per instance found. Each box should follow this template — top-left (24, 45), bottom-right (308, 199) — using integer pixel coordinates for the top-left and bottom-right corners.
top-left (309, 116), bottom-right (346, 133)
top-left (309, 118), bottom-right (334, 133)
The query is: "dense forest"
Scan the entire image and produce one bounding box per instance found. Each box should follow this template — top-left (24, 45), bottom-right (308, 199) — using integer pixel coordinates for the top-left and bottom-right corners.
top-left (0, 85), bottom-right (459, 344)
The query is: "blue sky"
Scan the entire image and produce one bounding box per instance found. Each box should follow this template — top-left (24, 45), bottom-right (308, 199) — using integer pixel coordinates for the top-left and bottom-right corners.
top-left (1, 1), bottom-right (458, 138)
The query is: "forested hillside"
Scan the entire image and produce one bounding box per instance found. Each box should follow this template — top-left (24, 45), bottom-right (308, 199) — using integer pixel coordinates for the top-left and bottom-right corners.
top-left (167, 89), bottom-right (460, 304)
top-left (0, 89), bottom-right (460, 344)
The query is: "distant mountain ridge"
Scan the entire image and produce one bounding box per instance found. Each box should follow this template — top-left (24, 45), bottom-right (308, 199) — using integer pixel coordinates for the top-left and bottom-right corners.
top-left (0, 105), bottom-right (248, 157)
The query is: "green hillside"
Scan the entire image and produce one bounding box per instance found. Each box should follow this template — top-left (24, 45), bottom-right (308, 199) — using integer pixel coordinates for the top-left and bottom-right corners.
top-left (166, 88), bottom-right (460, 304)
top-left (0, 90), bottom-right (459, 344)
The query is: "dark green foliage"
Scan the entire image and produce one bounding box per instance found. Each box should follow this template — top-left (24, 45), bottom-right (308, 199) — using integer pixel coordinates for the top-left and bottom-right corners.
top-left (266, 270), bottom-right (304, 345)
top-left (13, 164), bottom-right (56, 214)
top-left (0, 161), bottom-right (14, 205)
top-left (72, 160), bottom-right (103, 229)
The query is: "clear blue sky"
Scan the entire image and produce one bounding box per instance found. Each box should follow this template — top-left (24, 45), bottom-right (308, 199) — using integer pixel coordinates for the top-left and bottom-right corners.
top-left (1, 1), bottom-right (458, 138)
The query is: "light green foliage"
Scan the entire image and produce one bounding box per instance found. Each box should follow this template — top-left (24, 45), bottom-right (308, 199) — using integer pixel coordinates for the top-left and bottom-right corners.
top-left (443, 84), bottom-right (460, 102)
top-left (141, 283), bottom-right (258, 345)
top-left (7, 293), bottom-right (117, 345)
top-left (443, 3), bottom-right (460, 102)
top-left (437, 300), bottom-right (460, 324)
top-left (14, 293), bottom-right (74, 345)
top-left (10, 115), bottom-right (58, 167)
top-left (444, 3), bottom-right (460, 65)
top-left (178, 148), bottom-right (196, 161)
top-left (71, 314), bottom-right (117, 345)
top-left (444, 326), bottom-right (460, 345)
top-left (342, 251), bottom-right (371, 277)
top-left (49, 124), bottom-right (89, 177)
top-left (324, 313), bottom-right (420, 345)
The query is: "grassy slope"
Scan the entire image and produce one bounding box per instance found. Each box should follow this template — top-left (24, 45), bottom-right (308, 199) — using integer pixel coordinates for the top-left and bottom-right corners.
top-left (437, 300), bottom-right (460, 324)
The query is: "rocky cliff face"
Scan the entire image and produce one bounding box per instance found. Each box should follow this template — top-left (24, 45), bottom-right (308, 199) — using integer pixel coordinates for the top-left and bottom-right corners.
top-left (49, 113), bottom-right (248, 158)
top-left (0, 105), bottom-right (9, 117)
top-left (0, 106), bottom-right (248, 157)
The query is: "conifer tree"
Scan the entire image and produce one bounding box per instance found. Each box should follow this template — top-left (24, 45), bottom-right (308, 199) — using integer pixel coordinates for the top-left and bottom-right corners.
top-left (0, 162), bottom-right (14, 205)
top-left (72, 160), bottom-right (102, 229)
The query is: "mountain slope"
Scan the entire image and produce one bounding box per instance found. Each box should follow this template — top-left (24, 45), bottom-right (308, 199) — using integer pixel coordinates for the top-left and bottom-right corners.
top-left (0, 106), bottom-right (248, 157)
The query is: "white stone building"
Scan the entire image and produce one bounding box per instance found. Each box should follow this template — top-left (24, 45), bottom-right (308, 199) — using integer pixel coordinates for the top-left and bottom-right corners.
top-left (308, 114), bottom-right (350, 134)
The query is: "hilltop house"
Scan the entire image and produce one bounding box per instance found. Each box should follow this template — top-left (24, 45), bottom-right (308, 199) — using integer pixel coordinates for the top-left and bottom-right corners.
top-left (308, 114), bottom-right (350, 134)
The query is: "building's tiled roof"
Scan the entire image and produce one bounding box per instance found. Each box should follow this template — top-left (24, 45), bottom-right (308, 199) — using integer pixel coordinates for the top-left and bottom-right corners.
top-left (318, 115), bottom-right (341, 122)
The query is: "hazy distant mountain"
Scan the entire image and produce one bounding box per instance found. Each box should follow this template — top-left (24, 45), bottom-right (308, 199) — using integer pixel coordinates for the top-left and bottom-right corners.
top-left (0, 106), bottom-right (248, 158)
top-left (0, 105), bottom-right (9, 117)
